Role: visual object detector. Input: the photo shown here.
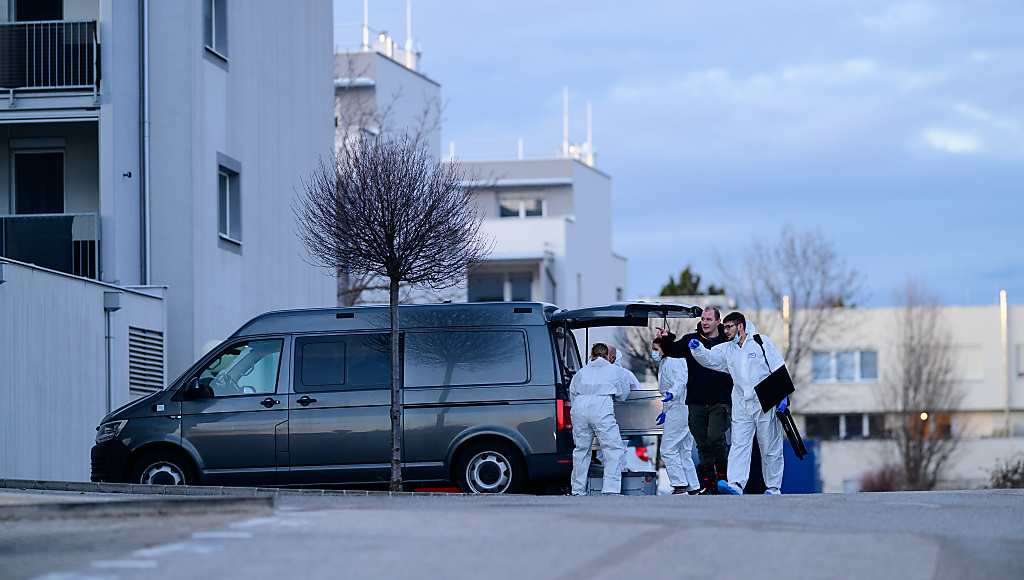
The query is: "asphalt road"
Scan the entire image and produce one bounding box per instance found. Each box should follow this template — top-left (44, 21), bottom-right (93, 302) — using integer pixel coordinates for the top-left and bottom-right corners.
top-left (4, 489), bottom-right (1024, 580)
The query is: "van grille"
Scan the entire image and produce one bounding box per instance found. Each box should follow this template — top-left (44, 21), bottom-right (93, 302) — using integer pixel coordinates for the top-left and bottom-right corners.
top-left (129, 326), bottom-right (165, 398)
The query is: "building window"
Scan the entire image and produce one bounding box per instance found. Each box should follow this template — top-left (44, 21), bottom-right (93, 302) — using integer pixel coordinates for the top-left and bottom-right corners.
top-left (468, 272), bottom-right (533, 302)
top-left (12, 151), bottom-right (64, 214)
top-left (498, 193), bottom-right (544, 218)
top-left (811, 350), bottom-right (877, 382)
top-left (203, 0), bottom-right (228, 57)
top-left (218, 166), bottom-right (240, 242)
top-left (805, 413), bottom-right (886, 440)
top-left (12, 0), bottom-right (62, 21)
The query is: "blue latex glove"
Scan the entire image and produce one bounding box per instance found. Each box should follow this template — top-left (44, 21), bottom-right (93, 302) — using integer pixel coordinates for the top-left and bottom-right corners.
top-left (655, 412), bottom-right (665, 425)
top-left (688, 339), bottom-right (700, 349)
top-left (777, 396), bottom-right (789, 413)
top-left (661, 392), bottom-right (673, 402)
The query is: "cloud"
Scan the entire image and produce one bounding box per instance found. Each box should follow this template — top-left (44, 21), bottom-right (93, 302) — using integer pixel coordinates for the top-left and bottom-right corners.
top-left (859, 2), bottom-right (944, 32)
top-left (922, 129), bottom-right (980, 153)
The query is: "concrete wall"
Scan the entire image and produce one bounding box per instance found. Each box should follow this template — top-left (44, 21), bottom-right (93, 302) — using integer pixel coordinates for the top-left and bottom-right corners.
top-left (0, 259), bottom-right (165, 481)
top-left (818, 437), bottom-right (1024, 492)
top-left (148, 1), bottom-right (335, 378)
top-left (334, 51), bottom-right (442, 158)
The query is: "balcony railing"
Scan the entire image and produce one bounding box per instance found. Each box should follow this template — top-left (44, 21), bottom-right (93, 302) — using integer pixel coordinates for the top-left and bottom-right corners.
top-left (0, 21), bottom-right (98, 92)
top-left (0, 213), bottom-right (100, 279)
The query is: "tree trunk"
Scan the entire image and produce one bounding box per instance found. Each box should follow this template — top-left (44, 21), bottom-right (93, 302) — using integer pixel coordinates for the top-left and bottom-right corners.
top-left (389, 277), bottom-right (403, 492)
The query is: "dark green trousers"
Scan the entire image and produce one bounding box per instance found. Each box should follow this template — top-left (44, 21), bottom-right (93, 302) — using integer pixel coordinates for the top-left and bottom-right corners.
top-left (688, 402), bottom-right (731, 467)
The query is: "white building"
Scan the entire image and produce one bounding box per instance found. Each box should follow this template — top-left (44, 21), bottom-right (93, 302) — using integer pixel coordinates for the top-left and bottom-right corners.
top-left (460, 158), bottom-right (628, 314)
top-left (0, 0), bottom-right (334, 481)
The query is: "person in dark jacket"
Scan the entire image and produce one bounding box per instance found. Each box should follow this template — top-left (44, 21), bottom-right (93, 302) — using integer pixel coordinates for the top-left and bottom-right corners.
top-left (656, 307), bottom-right (733, 494)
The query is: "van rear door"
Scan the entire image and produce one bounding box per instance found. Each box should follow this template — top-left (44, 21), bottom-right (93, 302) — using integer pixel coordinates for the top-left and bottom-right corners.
top-left (549, 302), bottom-right (701, 435)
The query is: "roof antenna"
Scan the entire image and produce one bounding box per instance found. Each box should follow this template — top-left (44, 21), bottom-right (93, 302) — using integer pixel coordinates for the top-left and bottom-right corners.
top-left (562, 86), bottom-right (569, 157)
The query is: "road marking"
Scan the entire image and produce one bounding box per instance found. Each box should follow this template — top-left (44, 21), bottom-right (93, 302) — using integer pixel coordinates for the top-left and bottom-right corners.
top-left (91, 560), bottom-right (158, 569)
top-left (192, 531), bottom-right (253, 539)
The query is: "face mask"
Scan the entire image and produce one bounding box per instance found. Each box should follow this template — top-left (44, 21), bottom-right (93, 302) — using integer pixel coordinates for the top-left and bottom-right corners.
top-left (731, 333), bottom-right (741, 344)
top-left (651, 351), bottom-right (663, 362)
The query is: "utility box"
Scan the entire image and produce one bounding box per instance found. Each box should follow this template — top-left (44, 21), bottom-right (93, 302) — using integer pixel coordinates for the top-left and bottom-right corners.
top-left (588, 471), bottom-right (658, 495)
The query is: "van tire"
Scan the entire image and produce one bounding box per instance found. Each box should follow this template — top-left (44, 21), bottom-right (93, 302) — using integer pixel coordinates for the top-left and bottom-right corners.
top-left (130, 451), bottom-right (197, 486)
top-left (455, 440), bottom-right (525, 494)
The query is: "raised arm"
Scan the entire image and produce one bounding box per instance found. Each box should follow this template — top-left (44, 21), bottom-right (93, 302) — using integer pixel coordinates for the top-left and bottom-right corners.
top-left (690, 340), bottom-right (729, 373)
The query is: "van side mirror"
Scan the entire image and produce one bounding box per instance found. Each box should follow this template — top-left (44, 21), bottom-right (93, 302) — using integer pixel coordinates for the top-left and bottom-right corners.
top-left (183, 377), bottom-right (206, 400)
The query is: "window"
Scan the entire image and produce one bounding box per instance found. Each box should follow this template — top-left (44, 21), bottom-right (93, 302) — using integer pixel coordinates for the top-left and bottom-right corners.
top-left (13, 151), bottom-right (64, 214)
top-left (218, 164), bottom-right (240, 242)
top-left (552, 325), bottom-right (582, 379)
top-left (804, 413), bottom-right (886, 440)
top-left (468, 272), bottom-right (533, 302)
top-left (805, 415), bottom-right (840, 440)
top-left (203, 0), bottom-right (228, 57)
top-left (468, 274), bottom-right (504, 302)
top-left (196, 339), bottom-right (283, 397)
top-left (509, 273), bottom-right (532, 301)
top-left (497, 193), bottom-right (544, 218)
top-left (13, 0), bottom-right (62, 21)
top-left (295, 334), bottom-right (390, 393)
top-left (404, 330), bottom-right (529, 387)
top-left (811, 350), bottom-right (878, 382)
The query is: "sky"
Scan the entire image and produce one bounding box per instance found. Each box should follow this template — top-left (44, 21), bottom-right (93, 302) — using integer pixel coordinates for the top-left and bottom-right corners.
top-left (335, 1), bottom-right (1024, 308)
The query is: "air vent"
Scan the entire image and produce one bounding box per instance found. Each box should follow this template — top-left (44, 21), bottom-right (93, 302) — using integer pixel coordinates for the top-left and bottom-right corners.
top-left (129, 327), bottom-right (164, 398)
top-left (514, 308), bottom-right (533, 314)
top-left (336, 312), bottom-right (354, 319)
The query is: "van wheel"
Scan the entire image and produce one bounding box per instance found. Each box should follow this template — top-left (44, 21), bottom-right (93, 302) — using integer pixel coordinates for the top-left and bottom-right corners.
top-left (455, 441), bottom-right (525, 494)
top-left (130, 451), bottom-right (196, 486)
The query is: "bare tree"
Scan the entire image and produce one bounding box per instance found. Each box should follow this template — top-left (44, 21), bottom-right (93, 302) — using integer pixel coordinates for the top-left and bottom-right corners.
top-left (614, 320), bottom-right (685, 382)
top-left (294, 135), bottom-right (491, 491)
top-left (717, 225), bottom-right (863, 392)
top-left (877, 281), bottom-right (964, 490)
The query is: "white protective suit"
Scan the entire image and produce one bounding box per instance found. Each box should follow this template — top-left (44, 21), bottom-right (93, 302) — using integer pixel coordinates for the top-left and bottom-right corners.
top-left (658, 356), bottom-right (700, 491)
top-left (569, 356), bottom-right (630, 495)
top-left (690, 321), bottom-right (785, 491)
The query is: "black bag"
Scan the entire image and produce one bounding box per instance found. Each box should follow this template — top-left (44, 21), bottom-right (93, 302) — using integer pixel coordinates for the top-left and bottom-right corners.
top-left (751, 335), bottom-right (795, 414)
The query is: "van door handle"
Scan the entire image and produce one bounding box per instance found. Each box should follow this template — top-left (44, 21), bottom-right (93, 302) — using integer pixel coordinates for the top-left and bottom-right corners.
top-left (261, 397), bottom-right (280, 408)
top-left (297, 396), bottom-right (317, 406)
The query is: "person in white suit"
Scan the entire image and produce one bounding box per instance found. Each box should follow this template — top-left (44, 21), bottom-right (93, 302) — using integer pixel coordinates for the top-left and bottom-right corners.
top-left (687, 312), bottom-right (787, 495)
top-left (652, 336), bottom-right (700, 494)
top-left (569, 343), bottom-right (630, 495)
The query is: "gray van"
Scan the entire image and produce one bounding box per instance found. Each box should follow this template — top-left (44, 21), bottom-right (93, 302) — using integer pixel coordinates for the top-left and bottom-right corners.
top-left (91, 301), bottom-right (698, 493)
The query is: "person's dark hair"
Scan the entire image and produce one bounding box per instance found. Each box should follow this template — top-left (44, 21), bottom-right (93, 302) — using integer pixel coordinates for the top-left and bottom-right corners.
top-left (723, 311), bottom-right (746, 328)
top-left (590, 342), bottom-right (609, 359)
top-left (701, 306), bottom-right (722, 320)
top-left (652, 336), bottom-right (669, 349)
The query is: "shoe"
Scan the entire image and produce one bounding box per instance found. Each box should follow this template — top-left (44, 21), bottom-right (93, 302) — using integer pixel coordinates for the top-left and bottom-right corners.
top-left (764, 487), bottom-right (781, 495)
top-left (687, 489), bottom-right (701, 495)
top-left (717, 480), bottom-right (743, 495)
top-left (671, 486), bottom-right (688, 495)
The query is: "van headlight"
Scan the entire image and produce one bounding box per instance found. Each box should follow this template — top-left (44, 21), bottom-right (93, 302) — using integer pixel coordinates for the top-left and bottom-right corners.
top-left (95, 420), bottom-right (128, 443)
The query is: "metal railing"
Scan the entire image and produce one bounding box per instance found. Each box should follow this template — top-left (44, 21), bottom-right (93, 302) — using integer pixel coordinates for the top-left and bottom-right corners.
top-left (0, 213), bottom-right (100, 279)
top-left (0, 20), bottom-right (98, 91)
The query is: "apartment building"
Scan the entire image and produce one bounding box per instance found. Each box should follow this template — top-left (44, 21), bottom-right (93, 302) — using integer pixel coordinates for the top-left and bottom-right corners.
top-left (0, 0), bottom-right (334, 481)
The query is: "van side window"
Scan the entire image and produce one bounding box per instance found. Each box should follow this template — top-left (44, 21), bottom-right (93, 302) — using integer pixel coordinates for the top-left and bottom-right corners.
top-left (295, 333), bottom-right (390, 392)
top-left (552, 326), bottom-right (581, 379)
top-left (196, 339), bottom-right (283, 397)
top-left (404, 330), bottom-right (528, 387)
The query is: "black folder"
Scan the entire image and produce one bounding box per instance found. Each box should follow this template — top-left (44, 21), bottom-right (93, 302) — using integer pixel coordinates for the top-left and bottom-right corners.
top-left (754, 365), bottom-right (795, 414)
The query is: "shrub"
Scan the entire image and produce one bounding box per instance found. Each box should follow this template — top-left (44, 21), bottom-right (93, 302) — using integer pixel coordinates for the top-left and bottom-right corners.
top-left (988, 454), bottom-right (1024, 489)
top-left (860, 465), bottom-right (898, 492)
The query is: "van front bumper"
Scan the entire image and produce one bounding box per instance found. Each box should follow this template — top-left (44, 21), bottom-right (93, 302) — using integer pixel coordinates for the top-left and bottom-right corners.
top-left (91, 439), bottom-right (130, 482)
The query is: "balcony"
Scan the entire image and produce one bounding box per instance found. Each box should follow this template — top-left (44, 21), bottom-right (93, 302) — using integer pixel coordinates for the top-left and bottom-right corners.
top-left (0, 21), bottom-right (98, 99)
top-left (0, 213), bottom-right (99, 279)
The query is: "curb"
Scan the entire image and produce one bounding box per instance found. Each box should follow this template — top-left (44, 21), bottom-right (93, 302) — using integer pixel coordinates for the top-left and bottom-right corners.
top-left (0, 477), bottom-right (464, 498)
top-left (0, 495), bottom-right (274, 521)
